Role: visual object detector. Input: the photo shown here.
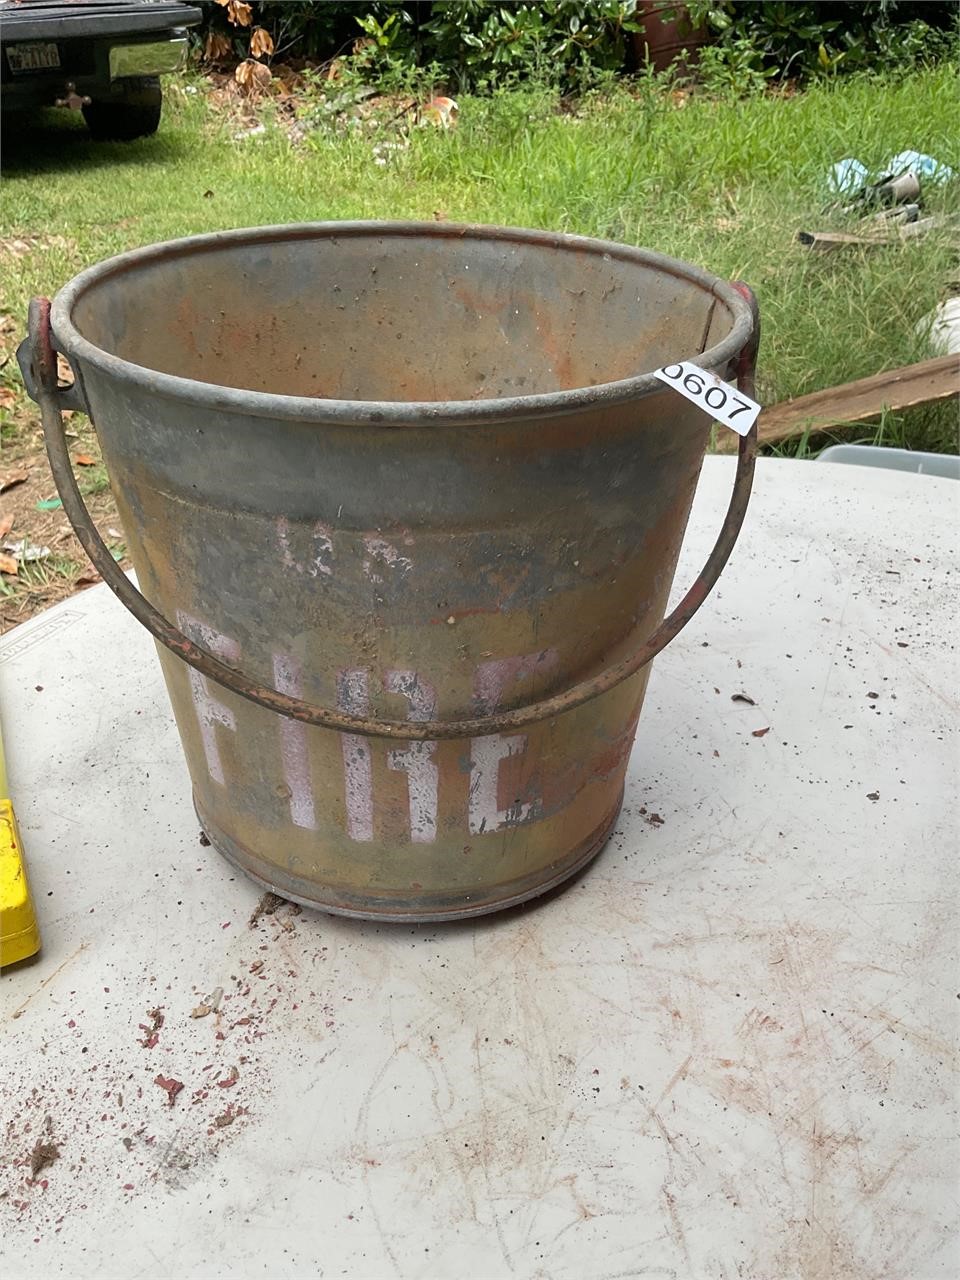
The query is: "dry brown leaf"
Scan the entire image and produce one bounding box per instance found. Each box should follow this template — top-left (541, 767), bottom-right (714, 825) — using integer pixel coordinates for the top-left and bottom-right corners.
top-left (751, 726), bottom-right (771, 738)
top-left (420, 96), bottom-right (459, 129)
top-left (0, 552), bottom-right (18, 576)
top-left (76, 571), bottom-right (101, 588)
top-left (74, 453), bottom-right (96, 466)
top-left (235, 58), bottom-right (271, 95)
top-left (0, 513), bottom-right (14, 539)
top-left (0, 470), bottom-right (28, 494)
top-left (0, 237), bottom-right (35, 261)
top-left (0, 233), bottom-right (73, 263)
top-left (204, 30), bottom-right (233, 64)
top-left (0, 386), bottom-right (16, 410)
top-left (250, 26), bottom-right (274, 58)
top-left (226, 0), bottom-right (253, 27)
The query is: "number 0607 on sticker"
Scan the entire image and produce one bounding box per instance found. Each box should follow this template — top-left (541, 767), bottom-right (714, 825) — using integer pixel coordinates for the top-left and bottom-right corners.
top-left (654, 361), bottom-right (761, 437)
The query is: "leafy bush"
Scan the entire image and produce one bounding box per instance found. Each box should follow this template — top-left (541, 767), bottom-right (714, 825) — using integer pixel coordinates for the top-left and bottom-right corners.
top-left (196, 2), bottom-right (645, 92)
top-left (195, 0), bottom-right (960, 95)
top-left (421, 2), bottom-right (644, 92)
top-left (687, 1), bottom-right (959, 82)
top-left (696, 37), bottom-right (776, 96)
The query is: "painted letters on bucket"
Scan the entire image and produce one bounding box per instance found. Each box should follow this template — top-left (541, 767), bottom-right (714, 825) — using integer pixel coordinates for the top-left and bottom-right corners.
top-left (179, 609), bottom-right (557, 845)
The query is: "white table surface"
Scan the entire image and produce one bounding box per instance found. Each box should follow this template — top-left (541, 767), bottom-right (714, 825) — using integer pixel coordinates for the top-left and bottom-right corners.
top-left (0, 457), bottom-right (957, 1280)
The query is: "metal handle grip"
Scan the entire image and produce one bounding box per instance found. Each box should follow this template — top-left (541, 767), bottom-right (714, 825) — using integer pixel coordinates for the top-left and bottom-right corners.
top-left (24, 292), bottom-right (758, 741)
top-left (16, 308), bottom-right (87, 413)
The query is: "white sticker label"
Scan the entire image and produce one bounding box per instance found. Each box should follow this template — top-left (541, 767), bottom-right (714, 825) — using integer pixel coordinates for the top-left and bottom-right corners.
top-left (654, 361), bottom-right (761, 436)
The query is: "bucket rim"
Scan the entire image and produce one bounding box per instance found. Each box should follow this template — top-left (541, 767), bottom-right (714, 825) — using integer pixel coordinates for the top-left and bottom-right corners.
top-left (50, 220), bottom-right (756, 425)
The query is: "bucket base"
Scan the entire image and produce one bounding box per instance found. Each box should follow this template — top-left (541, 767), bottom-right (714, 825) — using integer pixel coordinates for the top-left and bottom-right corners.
top-left (193, 792), bottom-right (624, 923)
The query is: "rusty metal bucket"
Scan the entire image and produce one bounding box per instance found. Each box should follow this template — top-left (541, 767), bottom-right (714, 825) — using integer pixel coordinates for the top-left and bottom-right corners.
top-left (20, 222), bottom-right (758, 921)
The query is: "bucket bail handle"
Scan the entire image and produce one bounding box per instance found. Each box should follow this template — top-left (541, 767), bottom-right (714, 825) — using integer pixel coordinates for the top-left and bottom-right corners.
top-left (25, 289), bottom-right (759, 741)
top-left (17, 298), bottom-right (87, 413)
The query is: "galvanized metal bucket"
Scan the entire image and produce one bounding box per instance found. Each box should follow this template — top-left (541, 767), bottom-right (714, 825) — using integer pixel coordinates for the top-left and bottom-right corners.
top-left (20, 223), bottom-right (758, 921)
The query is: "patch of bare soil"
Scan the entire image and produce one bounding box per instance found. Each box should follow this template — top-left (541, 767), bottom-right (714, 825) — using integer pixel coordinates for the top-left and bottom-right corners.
top-left (1, 315), bottom-right (128, 633)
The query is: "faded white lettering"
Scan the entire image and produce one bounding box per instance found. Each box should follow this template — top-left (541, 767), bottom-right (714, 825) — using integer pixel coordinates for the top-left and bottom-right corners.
top-left (177, 611), bottom-right (240, 787)
top-left (337, 669), bottom-right (373, 842)
top-left (276, 516), bottom-right (334, 578)
top-left (362, 535), bottom-right (412, 585)
top-left (468, 649), bottom-right (558, 835)
top-left (473, 649), bottom-right (558, 715)
top-left (385, 670), bottom-right (438, 845)
top-left (272, 652), bottom-right (316, 830)
top-left (469, 733), bottom-right (534, 835)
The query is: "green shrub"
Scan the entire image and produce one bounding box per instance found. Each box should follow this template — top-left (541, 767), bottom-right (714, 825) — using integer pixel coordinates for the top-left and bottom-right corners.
top-left (196, 2), bottom-right (646, 93)
top-left (421, 1), bottom-right (643, 92)
top-left (195, 1), bottom-right (960, 94)
top-left (687, 1), bottom-right (959, 81)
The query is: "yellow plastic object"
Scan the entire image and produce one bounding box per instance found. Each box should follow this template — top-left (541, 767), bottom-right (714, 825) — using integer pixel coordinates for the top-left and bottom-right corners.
top-left (1, 773), bottom-right (41, 966)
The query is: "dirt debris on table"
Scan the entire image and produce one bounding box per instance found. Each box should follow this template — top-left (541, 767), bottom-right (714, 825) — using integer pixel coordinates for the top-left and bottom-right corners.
top-left (212, 1106), bottom-right (239, 1130)
top-left (216, 1066), bottom-right (239, 1090)
top-left (248, 891), bottom-right (284, 928)
top-left (153, 1075), bottom-right (184, 1107)
top-left (29, 1140), bottom-right (60, 1179)
top-left (0, 899), bottom-right (339, 1245)
top-left (190, 987), bottom-right (223, 1019)
top-left (137, 1007), bottom-right (164, 1049)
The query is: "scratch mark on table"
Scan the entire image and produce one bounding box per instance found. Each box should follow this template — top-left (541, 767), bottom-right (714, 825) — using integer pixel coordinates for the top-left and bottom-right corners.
top-left (816, 574), bottom-right (855, 715)
top-left (661, 1186), bottom-right (692, 1273)
top-left (867, 634), bottom-right (959, 712)
top-left (862, 1010), bottom-right (958, 1064)
top-left (8, 941), bottom-right (88, 1019)
top-left (652, 1055), bottom-right (693, 1114)
top-left (472, 1031), bottom-right (516, 1274)
top-left (355, 1041), bottom-right (408, 1279)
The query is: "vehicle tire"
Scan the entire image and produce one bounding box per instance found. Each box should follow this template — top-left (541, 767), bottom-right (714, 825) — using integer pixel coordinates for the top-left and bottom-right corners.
top-left (82, 76), bottom-right (162, 141)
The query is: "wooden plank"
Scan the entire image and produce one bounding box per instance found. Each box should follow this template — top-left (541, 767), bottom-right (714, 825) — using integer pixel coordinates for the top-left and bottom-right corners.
top-left (796, 217), bottom-right (957, 252)
top-left (715, 353), bottom-right (959, 453)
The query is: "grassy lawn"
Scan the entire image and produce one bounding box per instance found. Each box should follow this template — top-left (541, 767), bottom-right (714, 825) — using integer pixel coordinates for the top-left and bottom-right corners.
top-left (0, 65), bottom-right (957, 623)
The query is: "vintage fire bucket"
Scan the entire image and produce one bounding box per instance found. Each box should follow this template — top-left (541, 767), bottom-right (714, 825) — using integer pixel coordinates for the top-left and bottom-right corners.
top-left (20, 223), bottom-right (758, 920)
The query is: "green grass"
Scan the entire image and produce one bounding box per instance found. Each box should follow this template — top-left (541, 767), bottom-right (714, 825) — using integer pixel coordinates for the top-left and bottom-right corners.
top-left (2, 65), bottom-right (958, 453)
top-left (77, 462), bottom-right (110, 498)
top-left (13, 554), bottom-right (83, 590)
